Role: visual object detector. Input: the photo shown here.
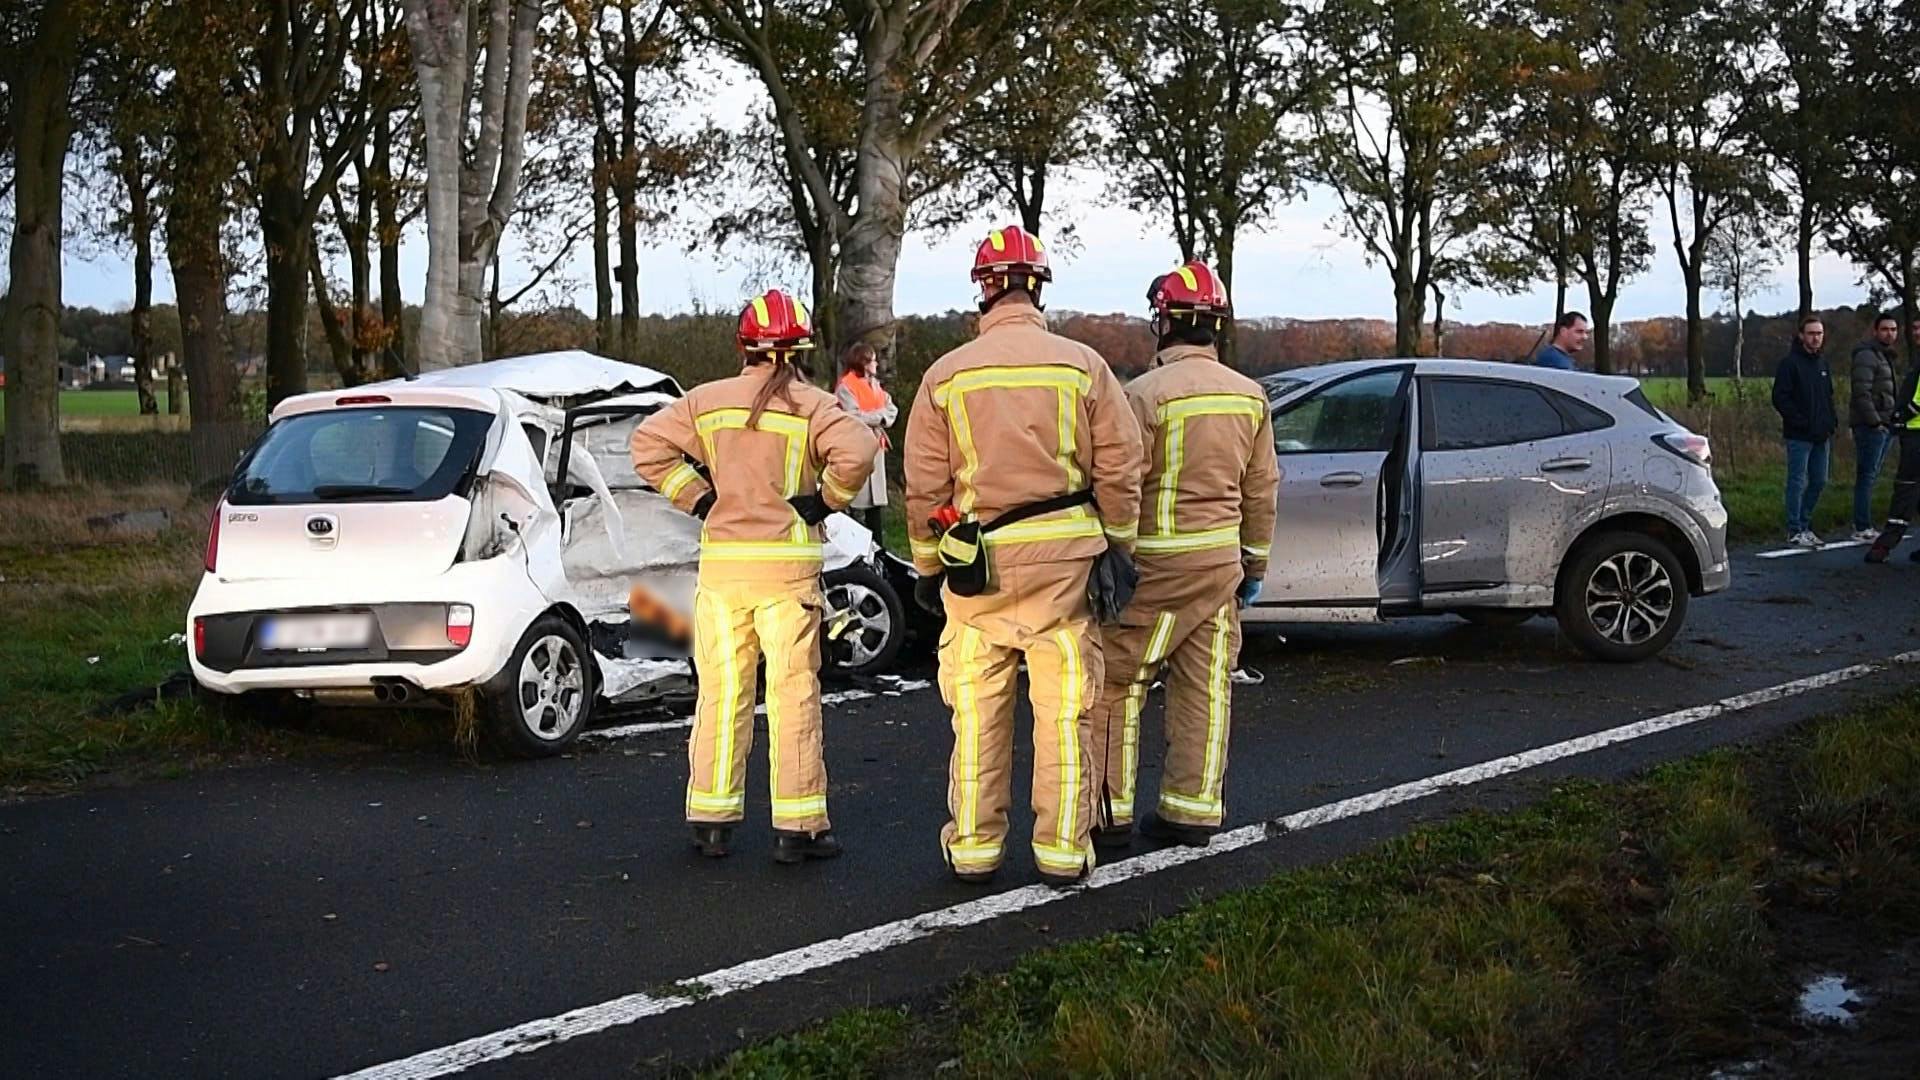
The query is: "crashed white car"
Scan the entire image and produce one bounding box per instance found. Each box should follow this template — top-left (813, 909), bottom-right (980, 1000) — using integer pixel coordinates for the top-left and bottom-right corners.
top-left (186, 352), bottom-right (910, 756)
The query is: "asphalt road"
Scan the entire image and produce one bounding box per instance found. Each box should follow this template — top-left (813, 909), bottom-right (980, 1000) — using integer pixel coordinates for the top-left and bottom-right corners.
top-left (3, 542), bottom-right (1918, 1079)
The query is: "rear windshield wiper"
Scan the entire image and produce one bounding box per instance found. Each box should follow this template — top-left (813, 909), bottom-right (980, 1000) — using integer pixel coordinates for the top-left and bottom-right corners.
top-left (311, 483), bottom-right (417, 500)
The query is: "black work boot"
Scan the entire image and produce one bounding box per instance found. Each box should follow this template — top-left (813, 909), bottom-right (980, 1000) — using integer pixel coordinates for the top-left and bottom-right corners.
top-left (772, 830), bottom-right (843, 864)
top-left (1867, 543), bottom-right (1892, 564)
top-left (1093, 824), bottom-right (1135, 850)
top-left (1142, 812), bottom-right (1216, 848)
top-left (690, 824), bottom-right (733, 858)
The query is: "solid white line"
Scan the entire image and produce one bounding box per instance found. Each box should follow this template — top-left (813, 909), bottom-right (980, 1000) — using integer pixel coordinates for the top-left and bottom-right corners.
top-left (334, 650), bottom-right (1920, 1080)
top-left (583, 681), bottom-right (933, 743)
top-left (1755, 539), bottom-right (1869, 560)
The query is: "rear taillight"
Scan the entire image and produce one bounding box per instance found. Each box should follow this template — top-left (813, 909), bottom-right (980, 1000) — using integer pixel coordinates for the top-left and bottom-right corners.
top-left (446, 604), bottom-right (474, 649)
top-left (192, 618), bottom-right (207, 659)
top-left (204, 502), bottom-right (223, 573)
top-left (1654, 432), bottom-right (1712, 468)
top-left (335, 394), bottom-right (392, 406)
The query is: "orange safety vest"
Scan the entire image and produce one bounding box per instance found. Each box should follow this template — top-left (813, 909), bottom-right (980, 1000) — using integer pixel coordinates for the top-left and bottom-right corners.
top-left (840, 371), bottom-right (889, 413)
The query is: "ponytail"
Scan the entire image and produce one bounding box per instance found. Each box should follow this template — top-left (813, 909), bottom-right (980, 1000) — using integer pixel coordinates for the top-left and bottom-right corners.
top-left (746, 353), bottom-right (802, 430)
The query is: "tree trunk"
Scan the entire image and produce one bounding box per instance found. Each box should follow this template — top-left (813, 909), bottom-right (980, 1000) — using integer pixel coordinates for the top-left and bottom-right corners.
top-left (168, 205), bottom-right (243, 488)
top-left (1431, 282), bottom-right (1446, 359)
top-left (404, 0), bottom-right (467, 371)
top-left (1684, 264), bottom-right (1707, 403)
top-left (309, 234), bottom-right (360, 385)
top-left (1019, 159), bottom-right (1047, 235)
top-left (124, 144), bottom-right (159, 416)
top-left (1796, 196), bottom-right (1814, 321)
top-left (374, 105), bottom-right (408, 375)
top-left (261, 193), bottom-right (314, 405)
top-left (1731, 274), bottom-right (1745, 382)
top-left (1216, 230), bottom-right (1239, 369)
top-left (616, 179), bottom-right (640, 362)
top-left (592, 134), bottom-right (614, 354)
top-left (166, 354), bottom-right (185, 414)
top-left (836, 24), bottom-right (909, 362)
top-left (1590, 288), bottom-right (1616, 377)
top-left (2, 1), bottom-right (80, 488)
top-left (1391, 270), bottom-right (1420, 358)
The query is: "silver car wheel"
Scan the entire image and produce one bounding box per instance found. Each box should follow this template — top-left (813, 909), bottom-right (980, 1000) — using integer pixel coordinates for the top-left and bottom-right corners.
top-left (825, 579), bottom-right (894, 669)
top-left (518, 634), bottom-right (586, 741)
top-left (1584, 551), bottom-right (1674, 648)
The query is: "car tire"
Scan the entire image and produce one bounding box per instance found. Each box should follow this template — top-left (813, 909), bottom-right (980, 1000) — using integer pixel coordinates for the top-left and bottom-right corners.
top-left (1456, 609), bottom-right (1534, 628)
top-left (483, 614), bottom-right (595, 757)
top-left (1555, 531), bottom-right (1689, 663)
top-left (822, 564), bottom-right (906, 677)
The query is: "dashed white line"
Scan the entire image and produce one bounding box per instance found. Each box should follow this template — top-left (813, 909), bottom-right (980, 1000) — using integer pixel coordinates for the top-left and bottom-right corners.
top-left (583, 681), bottom-right (935, 743)
top-left (1754, 539), bottom-right (1869, 559)
top-left (335, 650), bottom-right (1920, 1080)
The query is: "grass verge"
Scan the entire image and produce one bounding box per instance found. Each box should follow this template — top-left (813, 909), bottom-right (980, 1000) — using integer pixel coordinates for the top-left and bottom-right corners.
top-left (703, 694), bottom-right (1920, 1078)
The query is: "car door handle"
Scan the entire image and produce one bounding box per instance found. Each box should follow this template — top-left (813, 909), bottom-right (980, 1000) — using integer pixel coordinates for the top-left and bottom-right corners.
top-left (1541, 457), bottom-right (1592, 473)
top-left (1320, 472), bottom-right (1365, 488)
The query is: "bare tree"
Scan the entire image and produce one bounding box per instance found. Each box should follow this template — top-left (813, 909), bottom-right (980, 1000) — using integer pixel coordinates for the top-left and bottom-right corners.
top-left (1, 0), bottom-right (83, 487)
top-left (1704, 213), bottom-right (1780, 381)
top-left (402, 0), bottom-right (545, 370)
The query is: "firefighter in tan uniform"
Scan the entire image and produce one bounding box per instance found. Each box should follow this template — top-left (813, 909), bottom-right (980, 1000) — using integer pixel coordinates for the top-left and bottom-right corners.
top-left (630, 289), bottom-right (877, 863)
top-left (1091, 262), bottom-right (1277, 848)
top-left (904, 226), bottom-right (1146, 886)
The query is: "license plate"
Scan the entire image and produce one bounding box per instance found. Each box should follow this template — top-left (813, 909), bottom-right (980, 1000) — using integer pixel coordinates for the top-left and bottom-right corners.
top-left (260, 614), bottom-right (373, 651)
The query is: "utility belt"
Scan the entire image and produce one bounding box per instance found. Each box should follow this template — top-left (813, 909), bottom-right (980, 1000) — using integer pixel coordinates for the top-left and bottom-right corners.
top-left (937, 490), bottom-right (1136, 622)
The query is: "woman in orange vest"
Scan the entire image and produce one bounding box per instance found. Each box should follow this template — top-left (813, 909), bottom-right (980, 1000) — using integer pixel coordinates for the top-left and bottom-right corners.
top-left (835, 343), bottom-right (898, 542)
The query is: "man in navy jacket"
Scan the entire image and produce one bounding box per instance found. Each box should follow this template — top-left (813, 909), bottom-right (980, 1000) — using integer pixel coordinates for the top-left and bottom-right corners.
top-left (1771, 316), bottom-right (1839, 547)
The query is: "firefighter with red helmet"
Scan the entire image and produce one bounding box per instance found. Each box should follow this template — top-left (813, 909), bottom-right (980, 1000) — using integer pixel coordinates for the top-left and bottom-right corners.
top-left (904, 226), bottom-right (1145, 885)
top-left (1089, 261), bottom-right (1277, 849)
top-left (630, 289), bottom-right (878, 862)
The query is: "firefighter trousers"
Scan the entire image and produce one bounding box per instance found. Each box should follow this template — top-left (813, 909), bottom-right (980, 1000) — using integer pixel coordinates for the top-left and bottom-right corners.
top-left (686, 576), bottom-right (830, 835)
top-left (1873, 431), bottom-right (1920, 548)
top-left (1091, 561), bottom-right (1245, 830)
top-left (937, 559), bottom-right (1103, 879)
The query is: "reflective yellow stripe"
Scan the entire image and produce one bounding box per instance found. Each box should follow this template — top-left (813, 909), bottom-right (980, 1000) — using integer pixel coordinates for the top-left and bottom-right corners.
top-left (822, 470), bottom-right (859, 506)
top-left (1056, 387), bottom-right (1081, 490)
top-left (1103, 521), bottom-right (1138, 542)
top-left (1154, 394), bottom-right (1267, 537)
top-left (772, 795), bottom-right (828, 820)
top-left (947, 839), bottom-right (1002, 869)
top-left (949, 389), bottom-right (981, 515)
top-left (695, 408), bottom-right (808, 497)
top-left (956, 625), bottom-right (982, 838)
top-left (1160, 394), bottom-right (1266, 423)
top-left (750, 296), bottom-right (771, 327)
top-left (934, 365), bottom-right (1093, 405)
top-left (910, 537), bottom-right (940, 562)
top-left (1241, 543), bottom-right (1270, 559)
top-left (659, 462), bottom-right (700, 500)
top-left (1119, 612), bottom-right (1177, 819)
top-left (1053, 628), bottom-right (1083, 848)
top-left (1158, 790), bottom-right (1222, 818)
top-left (984, 515), bottom-right (1105, 545)
top-left (1201, 602), bottom-right (1232, 802)
top-left (1034, 841), bottom-right (1092, 873)
top-left (989, 229), bottom-right (1006, 252)
top-left (701, 541), bottom-right (824, 562)
top-left (1176, 265), bottom-right (1198, 290)
top-left (1136, 525), bottom-right (1243, 554)
top-left (687, 790), bottom-right (746, 813)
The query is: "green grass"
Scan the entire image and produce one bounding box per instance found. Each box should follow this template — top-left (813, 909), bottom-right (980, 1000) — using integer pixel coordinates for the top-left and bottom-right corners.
top-left (0, 388), bottom-right (181, 434)
top-left (702, 695), bottom-right (1920, 1078)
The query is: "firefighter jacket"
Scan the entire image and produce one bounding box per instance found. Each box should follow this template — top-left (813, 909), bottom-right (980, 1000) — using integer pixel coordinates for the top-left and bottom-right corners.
top-left (903, 299), bottom-right (1145, 576)
top-left (1125, 343), bottom-right (1278, 577)
top-left (630, 362), bottom-right (878, 582)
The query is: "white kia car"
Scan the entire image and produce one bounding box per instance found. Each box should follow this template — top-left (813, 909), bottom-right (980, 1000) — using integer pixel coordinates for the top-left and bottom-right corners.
top-left (187, 353), bottom-right (910, 755)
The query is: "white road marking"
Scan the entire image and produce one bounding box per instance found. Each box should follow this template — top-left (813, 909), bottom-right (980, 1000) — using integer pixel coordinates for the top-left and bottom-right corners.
top-left (1754, 539), bottom-right (1869, 560)
top-left (335, 650), bottom-right (1920, 1080)
top-left (583, 681), bottom-right (934, 743)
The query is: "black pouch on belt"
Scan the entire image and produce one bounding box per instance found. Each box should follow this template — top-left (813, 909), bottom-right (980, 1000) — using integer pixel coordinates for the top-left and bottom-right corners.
top-left (938, 490), bottom-right (1096, 598)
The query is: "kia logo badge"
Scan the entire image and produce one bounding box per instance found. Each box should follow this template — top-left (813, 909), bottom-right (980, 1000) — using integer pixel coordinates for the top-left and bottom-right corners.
top-left (306, 516), bottom-right (336, 537)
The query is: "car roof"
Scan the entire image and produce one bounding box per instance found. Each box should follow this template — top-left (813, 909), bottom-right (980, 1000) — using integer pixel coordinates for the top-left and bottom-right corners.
top-left (370, 351), bottom-right (682, 400)
top-left (1272, 357), bottom-right (1640, 393)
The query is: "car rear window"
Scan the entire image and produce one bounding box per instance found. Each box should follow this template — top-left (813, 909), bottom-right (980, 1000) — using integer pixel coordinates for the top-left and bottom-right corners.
top-left (1424, 379), bottom-right (1566, 450)
top-left (229, 406), bottom-right (493, 505)
top-left (1625, 386), bottom-right (1670, 422)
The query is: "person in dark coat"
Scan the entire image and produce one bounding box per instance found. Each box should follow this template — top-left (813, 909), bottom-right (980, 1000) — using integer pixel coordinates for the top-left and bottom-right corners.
top-left (1771, 316), bottom-right (1839, 547)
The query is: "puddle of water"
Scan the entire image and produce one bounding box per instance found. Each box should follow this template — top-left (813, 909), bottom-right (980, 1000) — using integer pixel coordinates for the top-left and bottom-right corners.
top-left (1797, 973), bottom-right (1864, 1025)
top-left (1708, 1060), bottom-right (1774, 1079)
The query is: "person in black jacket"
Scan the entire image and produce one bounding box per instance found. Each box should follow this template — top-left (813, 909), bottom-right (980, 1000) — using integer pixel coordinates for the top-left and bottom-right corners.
top-left (1771, 316), bottom-right (1839, 546)
top-left (1866, 318), bottom-right (1920, 564)
top-left (1848, 315), bottom-right (1901, 540)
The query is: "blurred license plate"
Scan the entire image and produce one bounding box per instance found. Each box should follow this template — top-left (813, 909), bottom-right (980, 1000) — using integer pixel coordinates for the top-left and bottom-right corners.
top-left (261, 615), bottom-right (372, 651)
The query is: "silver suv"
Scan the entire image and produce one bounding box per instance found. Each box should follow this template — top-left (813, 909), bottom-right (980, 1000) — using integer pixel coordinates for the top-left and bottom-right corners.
top-left (1249, 360), bottom-right (1730, 661)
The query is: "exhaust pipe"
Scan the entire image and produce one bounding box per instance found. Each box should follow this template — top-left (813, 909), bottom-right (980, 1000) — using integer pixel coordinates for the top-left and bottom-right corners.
top-left (371, 679), bottom-right (413, 705)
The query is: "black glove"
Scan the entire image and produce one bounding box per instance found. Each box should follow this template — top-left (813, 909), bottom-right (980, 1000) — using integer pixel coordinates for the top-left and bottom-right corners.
top-left (913, 573), bottom-right (946, 616)
top-left (788, 493), bottom-right (832, 525)
top-left (690, 492), bottom-right (715, 520)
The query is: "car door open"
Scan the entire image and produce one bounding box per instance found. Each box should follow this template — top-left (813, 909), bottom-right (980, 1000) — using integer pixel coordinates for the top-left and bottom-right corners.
top-left (1259, 368), bottom-right (1411, 608)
